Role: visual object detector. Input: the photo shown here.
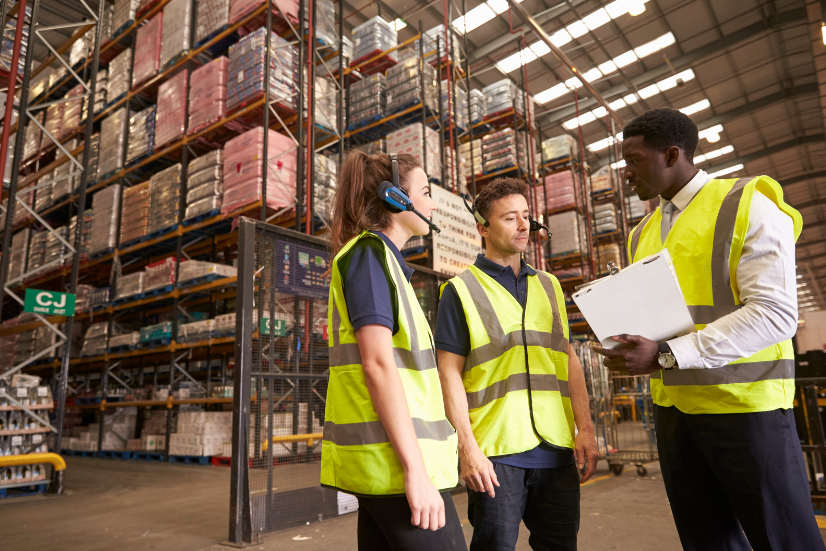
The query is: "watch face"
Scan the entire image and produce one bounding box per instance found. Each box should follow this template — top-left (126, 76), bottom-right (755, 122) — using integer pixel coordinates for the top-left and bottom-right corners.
top-left (658, 353), bottom-right (676, 369)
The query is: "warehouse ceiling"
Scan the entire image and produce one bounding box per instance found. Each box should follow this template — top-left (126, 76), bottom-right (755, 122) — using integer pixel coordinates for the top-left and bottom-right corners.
top-left (21, 0), bottom-right (826, 312)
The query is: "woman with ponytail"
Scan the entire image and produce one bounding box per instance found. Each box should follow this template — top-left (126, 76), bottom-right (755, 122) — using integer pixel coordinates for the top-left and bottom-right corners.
top-left (321, 151), bottom-right (466, 550)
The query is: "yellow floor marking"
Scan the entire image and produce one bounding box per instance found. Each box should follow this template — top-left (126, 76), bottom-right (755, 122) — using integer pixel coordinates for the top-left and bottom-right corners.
top-left (816, 515), bottom-right (826, 529)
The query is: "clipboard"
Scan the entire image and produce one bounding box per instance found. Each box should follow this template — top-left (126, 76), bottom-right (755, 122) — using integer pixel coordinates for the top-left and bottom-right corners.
top-left (572, 250), bottom-right (695, 349)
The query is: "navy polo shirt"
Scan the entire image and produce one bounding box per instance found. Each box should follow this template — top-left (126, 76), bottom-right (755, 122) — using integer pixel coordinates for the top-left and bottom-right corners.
top-left (344, 231), bottom-right (413, 333)
top-left (435, 254), bottom-right (575, 469)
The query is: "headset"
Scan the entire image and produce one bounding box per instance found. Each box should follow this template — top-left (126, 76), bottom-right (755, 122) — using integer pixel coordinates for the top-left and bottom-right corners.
top-left (377, 153), bottom-right (441, 233)
top-left (462, 195), bottom-right (551, 235)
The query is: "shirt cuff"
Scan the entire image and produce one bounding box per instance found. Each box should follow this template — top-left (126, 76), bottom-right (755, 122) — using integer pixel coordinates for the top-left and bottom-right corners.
top-left (668, 334), bottom-right (704, 369)
top-left (351, 314), bottom-right (394, 332)
top-left (434, 341), bottom-right (469, 357)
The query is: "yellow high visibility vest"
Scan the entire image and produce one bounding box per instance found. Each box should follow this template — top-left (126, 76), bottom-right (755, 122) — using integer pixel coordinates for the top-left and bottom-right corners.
top-left (628, 176), bottom-right (802, 414)
top-left (321, 231), bottom-right (458, 496)
top-left (441, 265), bottom-right (575, 458)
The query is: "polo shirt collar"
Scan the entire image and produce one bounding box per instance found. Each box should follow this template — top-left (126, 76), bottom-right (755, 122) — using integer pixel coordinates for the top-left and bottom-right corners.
top-left (474, 253), bottom-right (536, 278)
top-left (375, 231), bottom-right (414, 282)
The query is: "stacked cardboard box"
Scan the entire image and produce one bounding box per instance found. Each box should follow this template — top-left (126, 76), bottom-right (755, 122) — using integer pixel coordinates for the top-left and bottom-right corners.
top-left (112, 0), bottom-right (140, 39)
top-left (154, 69), bottom-right (187, 148)
top-left (351, 16), bottom-right (396, 63)
top-left (386, 123), bottom-right (440, 179)
top-left (7, 229), bottom-right (29, 283)
top-left (188, 57), bottom-right (227, 134)
top-left (625, 194), bottom-right (651, 220)
top-left (348, 73), bottom-right (386, 129)
top-left (97, 108), bottom-right (128, 179)
top-left (148, 164), bottom-right (182, 233)
top-left (132, 12), bottom-right (162, 88)
top-left (590, 165), bottom-right (614, 195)
top-left (80, 322), bottom-right (110, 357)
top-left (384, 57), bottom-right (437, 115)
top-left (226, 27), bottom-right (298, 113)
top-left (546, 210), bottom-right (587, 257)
top-left (52, 138), bottom-right (80, 200)
top-left (481, 127), bottom-right (526, 174)
top-left (221, 127), bottom-right (297, 214)
top-left (107, 48), bottom-right (132, 103)
top-left (593, 203), bottom-right (618, 234)
top-left (169, 411), bottom-right (233, 456)
top-left (22, 112), bottom-right (43, 160)
top-left (120, 181), bottom-right (150, 245)
top-left (230, 0), bottom-right (298, 23)
top-left (542, 170), bottom-right (579, 211)
top-left (314, 154), bottom-right (336, 220)
top-left (469, 88), bottom-right (485, 122)
top-left (186, 149), bottom-right (223, 220)
top-left (541, 134), bottom-right (577, 161)
top-left (144, 257), bottom-right (176, 292)
top-left (43, 99), bottom-right (64, 141)
top-left (126, 104), bottom-right (156, 165)
top-left (89, 184), bottom-right (122, 256)
top-left (60, 84), bottom-right (84, 139)
top-left (195, 0), bottom-right (231, 45)
top-left (459, 138), bottom-right (482, 175)
top-left (115, 272), bottom-right (144, 301)
top-left (160, 0), bottom-right (191, 68)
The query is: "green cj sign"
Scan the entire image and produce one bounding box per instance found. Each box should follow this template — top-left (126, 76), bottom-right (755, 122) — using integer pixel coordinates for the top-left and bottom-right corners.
top-left (24, 289), bottom-right (76, 316)
top-left (259, 318), bottom-right (286, 336)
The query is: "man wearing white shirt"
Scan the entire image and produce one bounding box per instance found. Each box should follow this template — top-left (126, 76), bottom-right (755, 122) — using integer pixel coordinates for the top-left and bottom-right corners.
top-left (596, 108), bottom-right (823, 551)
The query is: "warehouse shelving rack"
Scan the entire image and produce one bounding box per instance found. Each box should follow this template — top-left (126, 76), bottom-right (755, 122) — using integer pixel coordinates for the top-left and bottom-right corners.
top-left (0, 0), bottom-right (346, 491)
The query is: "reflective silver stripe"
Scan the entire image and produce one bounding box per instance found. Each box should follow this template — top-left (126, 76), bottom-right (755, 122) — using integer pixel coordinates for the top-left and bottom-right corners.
top-left (457, 271), bottom-right (505, 342)
top-left (535, 272), bottom-right (571, 352)
top-left (466, 372), bottom-right (568, 409)
top-left (329, 342), bottom-right (437, 371)
top-left (331, 296), bottom-right (341, 346)
top-left (388, 256), bottom-right (420, 353)
top-left (322, 417), bottom-right (455, 446)
top-left (711, 177), bottom-right (752, 307)
top-left (662, 359), bottom-right (794, 386)
top-left (687, 304), bottom-right (744, 325)
top-left (468, 330), bottom-right (568, 369)
top-left (629, 211), bottom-right (656, 260)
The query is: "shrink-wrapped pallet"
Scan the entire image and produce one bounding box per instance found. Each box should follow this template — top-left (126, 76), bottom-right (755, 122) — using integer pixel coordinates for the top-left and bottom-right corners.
top-left (385, 123), bottom-right (440, 178)
top-left (127, 104), bottom-right (156, 164)
top-left (230, 0), bottom-right (298, 23)
top-left (144, 257), bottom-right (177, 291)
top-left (116, 272), bottom-right (144, 300)
top-left (226, 27), bottom-right (297, 112)
top-left (97, 108), bottom-right (128, 178)
top-left (107, 48), bottom-right (132, 103)
top-left (132, 12), bottom-right (162, 88)
top-left (154, 69), bottom-right (187, 147)
top-left (112, 0), bottom-right (140, 39)
top-left (542, 170), bottom-right (578, 211)
top-left (60, 85), bottom-right (84, 139)
top-left (89, 184), bottom-right (122, 256)
top-left (160, 0), bottom-right (191, 68)
top-left (43, 99), bottom-right (64, 140)
top-left (195, 0), bottom-right (230, 46)
top-left (148, 164), bottom-right (181, 233)
top-left (185, 149), bottom-right (223, 221)
top-left (220, 127), bottom-right (296, 214)
top-left (7, 229), bottom-right (30, 283)
top-left (22, 112), bottom-right (43, 160)
top-left (119, 181), bottom-right (150, 245)
top-left (188, 57), bottom-right (227, 134)
top-left (52, 138), bottom-right (80, 200)
top-left (351, 15), bottom-right (396, 63)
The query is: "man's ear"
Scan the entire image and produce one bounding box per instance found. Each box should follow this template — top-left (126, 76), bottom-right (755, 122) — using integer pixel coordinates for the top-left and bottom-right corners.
top-left (665, 145), bottom-right (682, 168)
top-left (477, 221), bottom-right (489, 238)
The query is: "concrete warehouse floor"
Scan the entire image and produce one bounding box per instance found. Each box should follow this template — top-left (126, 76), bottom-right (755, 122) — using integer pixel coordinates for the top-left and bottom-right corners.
top-left (2, 457), bottom-right (824, 550)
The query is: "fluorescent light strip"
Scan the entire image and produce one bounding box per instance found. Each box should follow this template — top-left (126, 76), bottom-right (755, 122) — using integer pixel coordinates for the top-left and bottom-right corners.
top-left (391, 18), bottom-right (407, 31)
top-left (709, 163), bottom-right (744, 178)
top-left (504, 30), bottom-right (673, 82)
top-left (694, 145), bottom-right (734, 164)
top-left (563, 69), bottom-right (695, 129)
top-left (680, 99), bottom-right (711, 116)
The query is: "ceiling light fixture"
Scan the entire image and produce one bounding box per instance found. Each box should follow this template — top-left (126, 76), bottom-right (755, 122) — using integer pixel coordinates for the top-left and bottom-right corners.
top-left (628, 0), bottom-right (646, 16)
top-left (708, 163), bottom-right (743, 178)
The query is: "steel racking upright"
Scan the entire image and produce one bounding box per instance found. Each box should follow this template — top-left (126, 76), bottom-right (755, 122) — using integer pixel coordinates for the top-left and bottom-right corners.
top-left (0, 0), bottom-right (334, 476)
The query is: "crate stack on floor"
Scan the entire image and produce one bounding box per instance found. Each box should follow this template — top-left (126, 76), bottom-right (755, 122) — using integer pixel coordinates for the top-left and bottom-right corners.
top-left (0, 376), bottom-right (53, 491)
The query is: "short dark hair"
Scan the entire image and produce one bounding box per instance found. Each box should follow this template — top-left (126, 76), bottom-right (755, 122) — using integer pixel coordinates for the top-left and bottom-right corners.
top-left (623, 108), bottom-right (699, 159)
top-left (476, 177), bottom-right (530, 221)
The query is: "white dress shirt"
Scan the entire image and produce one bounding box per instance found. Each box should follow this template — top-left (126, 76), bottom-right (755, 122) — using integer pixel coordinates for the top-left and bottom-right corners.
top-left (660, 170), bottom-right (799, 369)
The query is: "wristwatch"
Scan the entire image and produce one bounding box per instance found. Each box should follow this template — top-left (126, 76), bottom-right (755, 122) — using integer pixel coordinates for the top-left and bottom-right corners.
top-left (658, 342), bottom-right (677, 370)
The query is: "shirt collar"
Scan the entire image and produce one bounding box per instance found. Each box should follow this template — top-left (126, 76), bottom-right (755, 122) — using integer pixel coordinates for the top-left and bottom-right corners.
top-left (473, 253), bottom-right (537, 279)
top-left (375, 231), bottom-right (414, 282)
top-left (660, 169), bottom-right (709, 211)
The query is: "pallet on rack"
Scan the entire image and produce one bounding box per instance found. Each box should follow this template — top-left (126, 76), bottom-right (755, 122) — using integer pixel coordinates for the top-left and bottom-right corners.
top-left (98, 450), bottom-right (133, 460)
top-left (136, 337), bottom-right (172, 349)
top-left (168, 454), bottom-right (211, 465)
top-left (194, 25), bottom-right (229, 49)
top-left (112, 294), bottom-right (141, 306)
top-left (349, 49), bottom-right (397, 76)
top-left (0, 482), bottom-right (48, 499)
top-left (177, 273), bottom-right (231, 289)
top-left (102, 90), bottom-right (127, 110)
top-left (182, 209), bottom-right (220, 226)
top-left (107, 344), bottom-right (136, 354)
top-left (160, 50), bottom-right (189, 72)
top-left (141, 284), bottom-right (174, 297)
top-left (63, 449), bottom-right (98, 457)
top-left (109, 20), bottom-right (134, 42)
top-left (131, 451), bottom-right (165, 461)
top-left (144, 223), bottom-right (178, 241)
top-left (125, 151), bottom-right (153, 168)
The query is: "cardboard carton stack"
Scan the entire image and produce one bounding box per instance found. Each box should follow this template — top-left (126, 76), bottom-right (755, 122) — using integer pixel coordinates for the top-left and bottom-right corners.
top-left (169, 411), bottom-right (233, 456)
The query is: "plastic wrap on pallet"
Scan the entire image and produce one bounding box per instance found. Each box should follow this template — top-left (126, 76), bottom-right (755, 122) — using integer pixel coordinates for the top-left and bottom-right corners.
top-left (9, 185), bottom-right (34, 226)
top-left (148, 164), bottom-right (182, 234)
top-left (69, 27), bottom-right (94, 68)
top-left (226, 28), bottom-right (298, 113)
top-left (424, 24), bottom-right (460, 61)
top-left (89, 184), bottom-right (121, 256)
top-left (160, 0), bottom-right (191, 68)
top-left (195, 0), bottom-right (230, 45)
top-left (355, 138), bottom-right (384, 155)
top-left (60, 85), bottom-right (84, 139)
top-left (26, 230), bottom-right (47, 274)
top-left (221, 127), bottom-right (296, 214)
top-left (140, 321), bottom-right (172, 342)
top-left (386, 123), bottom-right (440, 178)
top-left (469, 88), bottom-right (485, 121)
top-left (144, 257), bottom-right (176, 291)
top-left (590, 165), bottom-right (614, 195)
top-left (98, 108), bottom-right (128, 179)
top-left (308, 75), bottom-right (338, 130)
top-left (127, 104), bottom-right (156, 165)
top-left (112, 0), bottom-right (140, 40)
top-left (542, 170), bottom-right (578, 211)
top-left (593, 203), bottom-right (618, 234)
top-left (107, 48), bottom-right (132, 103)
top-left (596, 243), bottom-right (622, 276)
top-left (385, 59), bottom-right (436, 91)
top-left (101, 1), bottom-right (114, 42)
top-left (22, 112), bottom-right (43, 160)
top-left (67, 213), bottom-right (93, 266)
top-left (52, 139), bottom-right (80, 200)
top-left (351, 16), bottom-right (397, 63)
top-left (178, 260), bottom-right (236, 283)
top-left (132, 12), bottom-right (162, 88)
top-left (34, 174), bottom-right (53, 213)
top-left (154, 69), bottom-right (187, 147)
top-left (8, 229), bottom-right (30, 283)
top-left (230, 0), bottom-right (298, 23)
top-left (86, 133), bottom-right (101, 184)
top-left (188, 149), bottom-right (223, 174)
top-left (81, 322), bottom-right (110, 357)
top-left (188, 166), bottom-right (222, 190)
top-left (349, 73), bottom-right (385, 102)
top-left (43, 226), bottom-right (69, 270)
top-left (213, 312), bottom-right (235, 334)
top-left (178, 320), bottom-right (214, 342)
top-left (120, 181), bottom-right (151, 244)
top-left (109, 332), bottom-right (140, 349)
top-left (547, 210), bottom-right (586, 257)
top-left (0, 318), bottom-right (19, 369)
top-left (541, 135), bottom-right (576, 161)
top-left (44, 103), bottom-right (65, 145)
top-left (82, 70), bottom-right (109, 119)
top-left (185, 196), bottom-right (221, 220)
top-left (116, 272), bottom-right (144, 300)
top-left (625, 194), bottom-right (651, 220)
top-left (1, 7), bottom-right (31, 75)
top-left (188, 57), bottom-right (227, 134)
top-left (386, 86), bottom-right (437, 116)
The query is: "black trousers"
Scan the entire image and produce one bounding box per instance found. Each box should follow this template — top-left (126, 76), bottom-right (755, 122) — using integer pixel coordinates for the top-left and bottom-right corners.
top-left (467, 463), bottom-right (580, 551)
top-left (357, 491), bottom-right (467, 551)
top-left (655, 404), bottom-right (825, 551)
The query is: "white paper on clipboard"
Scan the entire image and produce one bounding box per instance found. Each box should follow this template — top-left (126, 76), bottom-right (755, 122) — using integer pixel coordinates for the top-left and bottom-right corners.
top-left (572, 250), bottom-right (696, 349)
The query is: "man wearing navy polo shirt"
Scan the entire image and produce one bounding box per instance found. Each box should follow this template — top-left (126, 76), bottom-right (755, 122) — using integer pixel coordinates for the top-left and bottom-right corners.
top-left (435, 178), bottom-right (598, 551)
